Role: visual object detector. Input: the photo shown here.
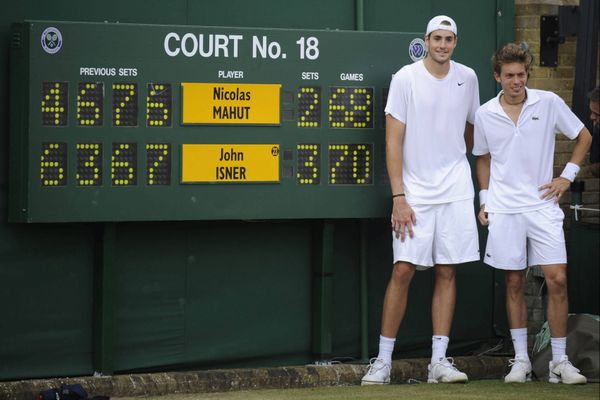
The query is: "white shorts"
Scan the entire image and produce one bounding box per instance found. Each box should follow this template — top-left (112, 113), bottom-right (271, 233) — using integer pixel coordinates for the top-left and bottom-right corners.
top-left (484, 205), bottom-right (567, 270)
top-left (392, 199), bottom-right (480, 270)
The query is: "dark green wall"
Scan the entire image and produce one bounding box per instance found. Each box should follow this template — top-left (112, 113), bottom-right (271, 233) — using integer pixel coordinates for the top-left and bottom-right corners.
top-left (0, 0), bottom-right (513, 380)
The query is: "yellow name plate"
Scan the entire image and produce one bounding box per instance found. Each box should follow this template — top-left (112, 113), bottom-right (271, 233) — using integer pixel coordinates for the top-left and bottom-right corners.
top-left (181, 144), bottom-right (280, 183)
top-left (181, 83), bottom-right (281, 125)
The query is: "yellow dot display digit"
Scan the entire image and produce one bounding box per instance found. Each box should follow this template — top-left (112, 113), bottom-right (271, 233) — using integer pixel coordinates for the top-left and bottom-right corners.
top-left (41, 82), bottom-right (68, 126)
top-left (328, 87), bottom-right (374, 129)
top-left (77, 82), bottom-right (103, 127)
top-left (296, 144), bottom-right (320, 185)
top-left (297, 86), bottom-right (321, 128)
top-left (146, 83), bottom-right (172, 128)
top-left (40, 143), bottom-right (67, 186)
top-left (146, 143), bottom-right (171, 186)
top-left (328, 143), bottom-right (372, 185)
top-left (111, 143), bottom-right (137, 186)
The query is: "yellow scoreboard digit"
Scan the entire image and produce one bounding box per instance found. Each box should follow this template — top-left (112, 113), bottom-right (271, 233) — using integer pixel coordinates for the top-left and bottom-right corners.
top-left (328, 86), bottom-right (373, 129)
top-left (41, 82), bottom-right (68, 126)
top-left (297, 87), bottom-right (321, 128)
top-left (112, 83), bottom-right (138, 127)
top-left (328, 144), bottom-right (372, 185)
top-left (146, 143), bottom-right (171, 185)
top-left (76, 143), bottom-right (102, 186)
top-left (146, 83), bottom-right (171, 127)
top-left (111, 143), bottom-right (137, 186)
top-left (296, 144), bottom-right (320, 185)
top-left (77, 82), bottom-right (103, 126)
top-left (40, 142), bottom-right (67, 186)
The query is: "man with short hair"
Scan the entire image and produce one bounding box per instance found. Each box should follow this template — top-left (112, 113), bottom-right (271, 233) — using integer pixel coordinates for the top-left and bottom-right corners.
top-left (361, 15), bottom-right (479, 385)
top-left (473, 43), bottom-right (592, 384)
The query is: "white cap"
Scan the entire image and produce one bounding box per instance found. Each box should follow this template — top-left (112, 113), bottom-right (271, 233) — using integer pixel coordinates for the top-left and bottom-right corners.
top-left (426, 15), bottom-right (457, 36)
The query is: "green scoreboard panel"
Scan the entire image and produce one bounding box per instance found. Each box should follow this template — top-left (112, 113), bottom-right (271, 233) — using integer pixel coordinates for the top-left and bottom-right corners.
top-left (9, 21), bottom-right (418, 222)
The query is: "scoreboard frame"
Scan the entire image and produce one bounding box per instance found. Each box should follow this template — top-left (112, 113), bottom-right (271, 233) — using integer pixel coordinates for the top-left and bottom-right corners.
top-left (9, 20), bottom-right (421, 223)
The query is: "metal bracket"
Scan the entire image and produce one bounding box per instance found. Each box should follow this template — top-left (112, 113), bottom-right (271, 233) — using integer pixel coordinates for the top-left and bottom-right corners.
top-left (540, 7), bottom-right (579, 68)
top-left (540, 15), bottom-right (559, 67)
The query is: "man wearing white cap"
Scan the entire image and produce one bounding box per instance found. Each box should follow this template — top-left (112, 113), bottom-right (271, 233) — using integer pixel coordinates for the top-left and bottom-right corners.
top-left (362, 15), bottom-right (479, 385)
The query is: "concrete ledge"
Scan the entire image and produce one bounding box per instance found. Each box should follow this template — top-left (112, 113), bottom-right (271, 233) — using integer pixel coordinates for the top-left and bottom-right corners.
top-left (0, 356), bottom-right (510, 400)
top-left (515, 0), bottom-right (579, 6)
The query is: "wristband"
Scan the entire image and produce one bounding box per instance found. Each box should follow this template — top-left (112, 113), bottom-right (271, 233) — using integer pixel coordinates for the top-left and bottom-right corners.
top-left (560, 162), bottom-right (580, 182)
top-left (392, 193), bottom-right (405, 198)
top-left (479, 189), bottom-right (488, 206)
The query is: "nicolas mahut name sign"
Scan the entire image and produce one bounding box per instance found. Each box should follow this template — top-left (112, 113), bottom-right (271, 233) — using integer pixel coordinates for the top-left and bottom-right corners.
top-left (181, 82), bottom-right (281, 125)
top-left (181, 83), bottom-right (281, 183)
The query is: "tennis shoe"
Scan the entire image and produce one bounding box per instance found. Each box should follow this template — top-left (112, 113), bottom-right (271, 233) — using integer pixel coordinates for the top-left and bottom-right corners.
top-left (504, 357), bottom-right (532, 383)
top-left (361, 358), bottom-right (391, 385)
top-left (427, 357), bottom-right (468, 383)
top-left (549, 355), bottom-right (587, 384)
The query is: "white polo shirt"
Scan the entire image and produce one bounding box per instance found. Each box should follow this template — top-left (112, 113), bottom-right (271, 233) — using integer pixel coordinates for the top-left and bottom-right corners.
top-left (385, 60), bottom-right (479, 204)
top-left (473, 88), bottom-right (584, 213)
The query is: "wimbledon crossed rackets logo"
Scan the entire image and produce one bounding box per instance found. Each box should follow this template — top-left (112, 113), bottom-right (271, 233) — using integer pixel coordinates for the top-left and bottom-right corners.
top-left (41, 27), bottom-right (63, 54)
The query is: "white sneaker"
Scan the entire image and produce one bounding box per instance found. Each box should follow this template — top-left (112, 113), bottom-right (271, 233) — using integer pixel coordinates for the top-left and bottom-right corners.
top-left (504, 357), bottom-right (532, 383)
top-left (361, 358), bottom-right (391, 385)
top-left (549, 355), bottom-right (587, 384)
top-left (427, 357), bottom-right (468, 383)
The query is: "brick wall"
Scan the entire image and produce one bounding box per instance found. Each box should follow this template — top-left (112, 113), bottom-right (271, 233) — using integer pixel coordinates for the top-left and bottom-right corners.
top-left (513, 0), bottom-right (599, 349)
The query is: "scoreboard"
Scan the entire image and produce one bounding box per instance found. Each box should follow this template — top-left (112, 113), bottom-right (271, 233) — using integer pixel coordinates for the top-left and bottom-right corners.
top-left (9, 21), bottom-right (420, 222)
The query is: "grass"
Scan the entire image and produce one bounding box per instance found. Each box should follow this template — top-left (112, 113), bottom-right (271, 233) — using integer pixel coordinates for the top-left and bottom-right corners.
top-left (112, 381), bottom-right (600, 400)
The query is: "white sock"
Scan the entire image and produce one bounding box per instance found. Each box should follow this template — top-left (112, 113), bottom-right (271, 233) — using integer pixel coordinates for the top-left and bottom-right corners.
top-left (509, 328), bottom-right (529, 360)
top-left (431, 335), bottom-right (449, 363)
top-left (377, 335), bottom-right (396, 365)
top-left (551, 337), bottom-right (566, 363)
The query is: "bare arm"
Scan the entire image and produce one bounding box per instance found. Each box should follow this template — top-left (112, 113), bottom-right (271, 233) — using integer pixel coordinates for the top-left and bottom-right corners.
top-left (539, 127), bottom-right (593, 201)
top-left (386, 114), bottom-right (416, 241)
top-left (568, 127), bottom-right (593, 165)
top-left (464, 122), bottom-right (474, 154)
top-left (475, 153), bottom-right (491, 226)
